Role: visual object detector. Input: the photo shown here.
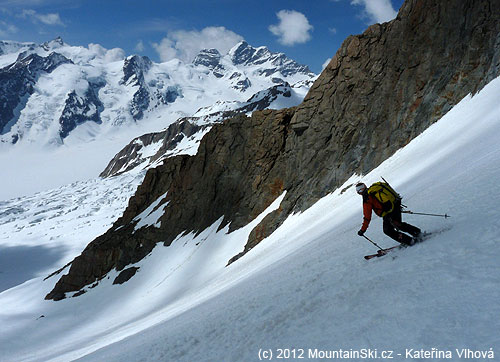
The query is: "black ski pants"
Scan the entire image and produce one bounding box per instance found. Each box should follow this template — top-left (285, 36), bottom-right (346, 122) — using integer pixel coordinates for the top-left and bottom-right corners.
top-left (383, 202), bottom-right (421, 245)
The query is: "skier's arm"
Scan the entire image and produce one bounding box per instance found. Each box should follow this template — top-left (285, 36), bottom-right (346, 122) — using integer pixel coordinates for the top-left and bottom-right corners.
top-left (361, 201), bottom-right (372, 232)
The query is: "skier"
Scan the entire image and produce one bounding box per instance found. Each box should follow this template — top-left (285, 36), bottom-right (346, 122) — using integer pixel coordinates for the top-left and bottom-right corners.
top-left (356, 182), bottom-right (421, 245)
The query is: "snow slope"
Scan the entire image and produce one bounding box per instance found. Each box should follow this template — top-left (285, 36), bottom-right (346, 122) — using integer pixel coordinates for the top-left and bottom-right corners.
top-left (1, 77), bottom-right (500, 361)
top-left (0, 171), bottom-right (145, 294)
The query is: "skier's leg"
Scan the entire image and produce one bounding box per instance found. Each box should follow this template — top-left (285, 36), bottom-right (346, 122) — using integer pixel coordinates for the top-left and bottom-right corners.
top-left (388, 206), bottom-right (421, 237)
top-left (399, 222), bottom-right (421, 237)
top-left (383, 217), bottom-right (413, 245)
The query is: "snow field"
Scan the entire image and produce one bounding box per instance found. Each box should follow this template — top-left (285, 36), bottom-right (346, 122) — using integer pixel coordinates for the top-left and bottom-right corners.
top-left (0, 77), bottom-right (499, 361)
top-left (79, 77), bottom-right (500, 361)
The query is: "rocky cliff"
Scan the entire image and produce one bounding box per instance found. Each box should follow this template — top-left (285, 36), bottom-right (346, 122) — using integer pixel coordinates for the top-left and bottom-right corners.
top-left (46, 0), bottom-right (500, 300)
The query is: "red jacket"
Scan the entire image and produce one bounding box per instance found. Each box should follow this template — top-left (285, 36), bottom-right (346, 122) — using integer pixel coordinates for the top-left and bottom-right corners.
top-left (360, 194), bottom-right (385, 232)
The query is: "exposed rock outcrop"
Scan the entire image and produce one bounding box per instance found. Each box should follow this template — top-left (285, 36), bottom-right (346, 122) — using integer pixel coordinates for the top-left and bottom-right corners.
top-left (46, 108), bottom-right (293, 300)
top-left (193, 48), bottom-right (222, 70)
top-left (59, 81), bottom-right (105, 139)
top-left (285, 0), bottom-right (500, 211)
top-left (0, 52), bottom-right (73, 138)
top-left (46, 0), bottom-right (500, 300)
top-left (99, 118), bottom-right (206, 177)
top-left (120, 55), bottom-right (153, 120)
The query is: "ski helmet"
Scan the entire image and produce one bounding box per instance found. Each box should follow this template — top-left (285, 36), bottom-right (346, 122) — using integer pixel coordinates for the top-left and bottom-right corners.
top-left (356, 182), bottom-right (367, 194)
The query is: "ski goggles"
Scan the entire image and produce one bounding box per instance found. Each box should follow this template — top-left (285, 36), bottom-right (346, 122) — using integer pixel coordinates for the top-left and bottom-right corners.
top-left (356, 183), bottom-right (366, 194)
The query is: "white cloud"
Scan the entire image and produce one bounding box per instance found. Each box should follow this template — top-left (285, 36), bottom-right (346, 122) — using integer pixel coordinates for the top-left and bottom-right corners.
top-left (269, 10), bottom-right (313, 46)
top-left (152, 26), bottom-right (244, 63)
top-left (88, 43), bottom-right (125, 63)
top-left (152, 37), bottom-right (176, 62)
top-left (21, 9), bottom-right (64, 26)
top-left (351, 0), bottom-right (398, 23)
top-left (36, 12), bottom-right (63, 25)
top-left (88, 43), bottom-right (107, 57)
top-left (104, 48), bottom-right (125, 63)
top-left (0, 20), bottom-right (18, 37)
top-left (135, 40), bottom-right (145, 52)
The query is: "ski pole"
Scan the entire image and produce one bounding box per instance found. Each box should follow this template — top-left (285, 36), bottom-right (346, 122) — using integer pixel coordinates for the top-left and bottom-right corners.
top-left (402, 210), bottom-right (450, 218)
top-left (381, 176), bottom-right (392, 187)
top-left (362, 235), bottom-right (385, 251)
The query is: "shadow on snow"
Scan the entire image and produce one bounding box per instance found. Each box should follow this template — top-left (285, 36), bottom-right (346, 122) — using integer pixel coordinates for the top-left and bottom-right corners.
top-left (0, 244), bottom-right (64, 293)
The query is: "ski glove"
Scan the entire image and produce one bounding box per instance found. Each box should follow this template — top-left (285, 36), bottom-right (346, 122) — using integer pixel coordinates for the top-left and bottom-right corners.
top-left (358, 229), bottom-right (365, 236)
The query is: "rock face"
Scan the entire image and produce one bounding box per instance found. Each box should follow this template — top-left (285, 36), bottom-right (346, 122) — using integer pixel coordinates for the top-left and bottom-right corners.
top-left (59, 81), bottom-right (104, 139)
top-left (286, 0), bottom-right (500, 212)
top-left (46, 108), bottom-right (293, 300)
top-left (193, 48), bottom-right (222, 70)
top-left (46, 0), bottom-right (500, 300)
top-left (120, 55), bottom-right (153, 120)
top-left (99, 118), bottom-right (206, 177)
top-left (0, 52), bottom-right (72, 138)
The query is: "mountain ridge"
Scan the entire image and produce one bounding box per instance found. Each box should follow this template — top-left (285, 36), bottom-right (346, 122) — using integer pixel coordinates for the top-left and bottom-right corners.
top-left (0, 38), bottom-right (315, 146)
top-left (100, 82), bottom-right (299, 178)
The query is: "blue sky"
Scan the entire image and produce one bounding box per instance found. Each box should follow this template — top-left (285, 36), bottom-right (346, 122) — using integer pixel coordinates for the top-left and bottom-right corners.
top-left (0, 0), bottom-right (404, 73)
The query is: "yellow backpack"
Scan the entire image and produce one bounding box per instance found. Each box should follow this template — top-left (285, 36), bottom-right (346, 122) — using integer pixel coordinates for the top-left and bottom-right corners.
top-left (367, 182), bottom-right (401, 216)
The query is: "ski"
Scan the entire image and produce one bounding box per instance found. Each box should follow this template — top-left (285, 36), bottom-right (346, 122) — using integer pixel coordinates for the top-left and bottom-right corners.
top-left (364, 246), bottom-right (400, 260)
top-left (363, 230), bottom-right (438, 260)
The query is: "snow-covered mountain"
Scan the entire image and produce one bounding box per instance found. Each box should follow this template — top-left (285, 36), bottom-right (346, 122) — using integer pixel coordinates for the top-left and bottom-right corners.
top-left (0, 38), bottom-right (314, 146)
top-left (1, 75), bottom-right (499, 362)
top-left (0, 38), bottom-right (315, 199)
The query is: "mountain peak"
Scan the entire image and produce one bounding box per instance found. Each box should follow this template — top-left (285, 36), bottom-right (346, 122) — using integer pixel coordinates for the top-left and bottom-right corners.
top-left (229, 41), bottom-right (258, 65)
top-left (0, 36), bottom-right (314, 146)
top-left (197, 48), bottom-right (221, 57)
top-left (41, 36), bottom-right (65, 51)
top-left (53, 36), bottom-right (64, 45)
top-left (193, 48), bottom-right (222, 69)
top-left (228, 41), bottom-right (313, 77)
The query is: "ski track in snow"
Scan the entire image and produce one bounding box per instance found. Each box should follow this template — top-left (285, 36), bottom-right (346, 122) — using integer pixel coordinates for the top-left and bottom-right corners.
top-left (1, 78), bottom-right (500, 361)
